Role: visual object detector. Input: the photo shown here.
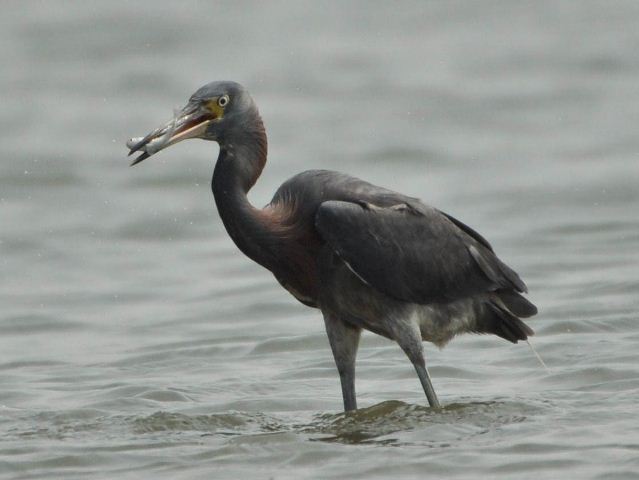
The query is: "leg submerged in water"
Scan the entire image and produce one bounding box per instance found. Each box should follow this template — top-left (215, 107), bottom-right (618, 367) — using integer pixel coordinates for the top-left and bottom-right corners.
top-left (323, 313), bottom-right (362, 412)
top-left (391, 317), bottom-right (441, 408)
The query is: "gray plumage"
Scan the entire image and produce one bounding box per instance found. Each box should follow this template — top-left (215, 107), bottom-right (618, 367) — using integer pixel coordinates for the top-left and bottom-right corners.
top-left (128, 81), bottom-right (538, 412)
top-left (273, 170), bottom-right (536, 345)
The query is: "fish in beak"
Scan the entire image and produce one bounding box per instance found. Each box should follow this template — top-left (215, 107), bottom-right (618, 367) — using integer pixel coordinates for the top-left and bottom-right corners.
top-left (127, 103), bottom-right (214, 166)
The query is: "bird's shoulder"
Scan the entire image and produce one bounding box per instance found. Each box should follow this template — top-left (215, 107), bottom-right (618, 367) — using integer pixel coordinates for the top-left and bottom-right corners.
top-left (271, 169), bottom-right (421, 210)
top-left (272, 170), bottom-right (494, 255)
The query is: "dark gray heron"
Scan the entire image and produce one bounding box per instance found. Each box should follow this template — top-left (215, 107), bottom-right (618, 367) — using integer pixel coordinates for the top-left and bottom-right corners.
top-left (128, 81), bottom-right (537, 411)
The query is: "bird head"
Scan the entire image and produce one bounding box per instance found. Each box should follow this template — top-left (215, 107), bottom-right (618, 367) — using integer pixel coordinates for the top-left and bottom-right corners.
top-left (127, 81), bottom-right (256, 166)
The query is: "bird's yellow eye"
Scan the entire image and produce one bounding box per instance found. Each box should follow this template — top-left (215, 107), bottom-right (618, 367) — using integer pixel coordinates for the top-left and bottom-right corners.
top-left (218, 95), bottom-right (230, 107)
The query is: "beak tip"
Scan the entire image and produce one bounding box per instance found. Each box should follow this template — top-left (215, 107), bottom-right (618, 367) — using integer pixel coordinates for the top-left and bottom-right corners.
top-left (127, 136), bottom-right (150, 164)
top-left (129, 152), bottom-right (150, 166)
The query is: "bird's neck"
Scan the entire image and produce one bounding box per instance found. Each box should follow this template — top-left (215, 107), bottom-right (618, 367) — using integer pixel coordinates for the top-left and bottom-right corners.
top-left (212, 123), bottom-right (276, 270)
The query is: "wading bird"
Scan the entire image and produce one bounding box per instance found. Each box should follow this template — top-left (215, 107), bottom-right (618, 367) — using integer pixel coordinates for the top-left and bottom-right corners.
top-left (128, 81), bottom-right (537, 411)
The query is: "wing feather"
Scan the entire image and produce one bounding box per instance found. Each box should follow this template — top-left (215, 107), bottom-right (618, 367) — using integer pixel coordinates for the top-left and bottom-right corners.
top-left (315, 200), bottom-right (527, 304)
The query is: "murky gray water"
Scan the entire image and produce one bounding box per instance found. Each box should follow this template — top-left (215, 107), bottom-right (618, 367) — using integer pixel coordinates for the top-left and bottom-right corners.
top-left (2, 1), bottom-right (639, 478)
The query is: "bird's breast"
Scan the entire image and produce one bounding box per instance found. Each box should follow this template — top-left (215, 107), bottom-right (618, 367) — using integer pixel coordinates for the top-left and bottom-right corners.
top-left (258, 199), bottom-right (324, 307)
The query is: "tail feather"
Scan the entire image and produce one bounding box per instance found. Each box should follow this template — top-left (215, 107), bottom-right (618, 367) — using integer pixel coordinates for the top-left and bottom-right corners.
top-left (476, 300), bottom-right (535, 344)
top-left (497, 290), bottom-right (538, 318)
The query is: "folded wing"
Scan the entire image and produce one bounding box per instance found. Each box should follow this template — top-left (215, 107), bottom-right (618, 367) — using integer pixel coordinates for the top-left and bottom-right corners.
top-left (315, 200), bottom-right (528, 305)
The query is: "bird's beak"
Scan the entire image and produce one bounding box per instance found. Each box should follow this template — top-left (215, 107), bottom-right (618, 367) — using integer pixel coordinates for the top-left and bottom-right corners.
top-left (127, 103), bottom-right (213, 166)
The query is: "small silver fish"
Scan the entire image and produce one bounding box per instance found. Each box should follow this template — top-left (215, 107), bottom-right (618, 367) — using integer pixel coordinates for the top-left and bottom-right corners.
top-left (126, 137), bottom-right (145, 150)
top-left (146, 115), bottom-right (177, 154)
top-left (127, 109), bottom-right (179, 154)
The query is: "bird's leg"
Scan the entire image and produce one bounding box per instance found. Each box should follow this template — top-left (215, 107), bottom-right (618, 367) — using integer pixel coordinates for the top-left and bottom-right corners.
top-left (323, 313), bottom-right (361, 412)
top-left (413, 359), bottom-right (440, 409)
top-left (391, 318), bottom-right (441, 409)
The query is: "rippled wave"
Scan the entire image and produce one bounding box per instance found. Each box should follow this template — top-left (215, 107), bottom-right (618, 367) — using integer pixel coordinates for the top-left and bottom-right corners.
top-left (2, 1), bottom-right (639, 479)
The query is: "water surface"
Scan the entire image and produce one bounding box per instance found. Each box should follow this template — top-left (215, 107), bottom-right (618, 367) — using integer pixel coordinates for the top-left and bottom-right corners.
top-left (1, 1), bottom-right (638, 479)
